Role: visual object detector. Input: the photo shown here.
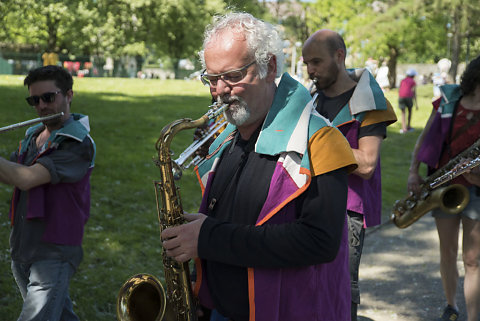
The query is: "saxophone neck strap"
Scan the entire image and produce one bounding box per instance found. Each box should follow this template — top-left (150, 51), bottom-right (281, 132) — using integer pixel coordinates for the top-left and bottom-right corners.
top-left (446, 99), bottom-right (480, 157)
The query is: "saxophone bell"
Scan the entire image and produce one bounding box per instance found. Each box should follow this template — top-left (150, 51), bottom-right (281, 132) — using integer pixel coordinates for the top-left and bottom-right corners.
top-left (392, 138), bottom-right (480, 228)
top-left (117, 274), bottom-right (167, 321)
top-left (392, 184), bottom-right (470, 228)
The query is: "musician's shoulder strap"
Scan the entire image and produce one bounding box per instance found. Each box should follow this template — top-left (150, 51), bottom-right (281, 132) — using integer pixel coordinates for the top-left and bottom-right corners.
top-left (445, 98), bottom-right (480, 157)
top-left (452, 108), bottom-right (480, 142)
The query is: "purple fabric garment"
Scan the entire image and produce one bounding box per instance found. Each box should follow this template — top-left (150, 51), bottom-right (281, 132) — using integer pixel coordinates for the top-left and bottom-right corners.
top-left (17, 168), bottom-right (92, 246)
top-left (196, 160), bottom-right (351, 320)
top-left (9, 149), bottom-right (92, 246)
top-left (417, 112), bottom-right (451, 168)
top-left (253, 219), bottom-right (350, 321)
top-left (39, 169), bottom-right (91, 245)
top-left (256, 163), bottom-right (299, 224)
top-left (338, 121), bottom-right (382, 227)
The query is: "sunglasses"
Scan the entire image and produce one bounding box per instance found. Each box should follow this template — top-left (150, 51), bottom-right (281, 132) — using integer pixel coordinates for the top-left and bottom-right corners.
top-left (26, 91), bottom-right (62, 106)
top-left (201, 61), bottom-right (256, 88)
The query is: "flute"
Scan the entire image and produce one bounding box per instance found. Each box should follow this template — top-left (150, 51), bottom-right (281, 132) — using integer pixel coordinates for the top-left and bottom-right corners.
top-left (0, 112), bottom-right (64, 133)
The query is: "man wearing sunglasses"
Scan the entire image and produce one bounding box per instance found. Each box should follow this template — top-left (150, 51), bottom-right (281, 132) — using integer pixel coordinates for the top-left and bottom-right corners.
top-left (0, 65), bottom-right (95, 321)
top-left (161, 12), bottom-right (358, 321)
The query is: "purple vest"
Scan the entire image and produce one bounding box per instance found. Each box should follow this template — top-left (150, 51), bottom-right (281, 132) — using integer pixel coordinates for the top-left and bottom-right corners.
top-left (9, 152), bottom-right (92, 246)
top-left (338, 121), bottom-right (382, 227)
top-left (195, 164), bottom-right (351, 321)
top-left (9, 115), bottom-right (94, 246)
top-left (417, 85), bottom-right (462, 168)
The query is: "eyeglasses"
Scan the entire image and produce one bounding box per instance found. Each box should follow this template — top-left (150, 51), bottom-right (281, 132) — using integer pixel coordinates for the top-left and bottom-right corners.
top-left (26, 91), bottom-right (61, 106)
top-left (201, 61), bottom-right (256, 88)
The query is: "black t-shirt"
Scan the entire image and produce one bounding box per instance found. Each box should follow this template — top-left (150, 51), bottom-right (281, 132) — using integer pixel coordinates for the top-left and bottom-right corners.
top-left (204, 128), bottom-right (274, 320)
top-left (315, 87), bottom-right (387, 138)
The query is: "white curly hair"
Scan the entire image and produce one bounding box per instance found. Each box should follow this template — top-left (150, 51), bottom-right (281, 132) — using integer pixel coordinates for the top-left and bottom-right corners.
top-left (199, 12), bottom-right (284, 78)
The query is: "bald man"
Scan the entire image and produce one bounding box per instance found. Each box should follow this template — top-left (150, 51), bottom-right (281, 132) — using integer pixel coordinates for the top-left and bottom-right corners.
top-left (303, 29), bottom-right (397, 321)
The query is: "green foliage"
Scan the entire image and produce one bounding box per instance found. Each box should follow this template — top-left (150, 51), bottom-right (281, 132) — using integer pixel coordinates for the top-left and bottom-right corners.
top-left (224, 0), bottom-right (266, 15)
top-left (302, 0), bottom-right (479, 85)
top-left (308, 0), bottom-right (369, 35)
top-left (0, 0), bottom-right (479, 77)
top-left (145, 0), bottom-right (219, 65)
top-left (0, 0), bottom-right (266, 67)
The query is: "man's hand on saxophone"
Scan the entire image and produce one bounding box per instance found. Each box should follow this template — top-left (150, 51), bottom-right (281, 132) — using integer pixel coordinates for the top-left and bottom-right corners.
top-left (407, 171), bottom-right (424, 197)
top-left (161, 213), bottom-right (208, 263)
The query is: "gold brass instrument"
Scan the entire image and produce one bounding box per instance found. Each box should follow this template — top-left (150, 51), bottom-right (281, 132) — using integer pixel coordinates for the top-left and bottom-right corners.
top-left (0, 112), bottom-right (64, 133)
top-left (116, 102), bottom-right (228, 321)
top-left (392, 138), bottom-right (480, 228)
top-left (172, 114), bottom-right (227, 180)
top-left (116, 274), bottom-right (167, 321)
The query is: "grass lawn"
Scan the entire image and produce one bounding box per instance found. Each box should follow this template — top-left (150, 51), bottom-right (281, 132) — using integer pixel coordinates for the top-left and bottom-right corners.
top-left (0, 75), bottom-right (434, 320)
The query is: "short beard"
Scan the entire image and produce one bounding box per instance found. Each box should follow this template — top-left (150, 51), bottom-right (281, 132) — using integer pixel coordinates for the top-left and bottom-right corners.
top-left (43, 118), bottom-right (62, 128)
top-left (218, 95), bottom-right (250, 127)
top-left (41, 112), bottom-right (63, 128)
top-left (313, 61), bottom-right (339, 92)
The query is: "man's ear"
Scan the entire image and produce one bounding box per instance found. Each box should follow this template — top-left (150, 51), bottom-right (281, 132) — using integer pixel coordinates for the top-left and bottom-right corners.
top-left (335, 48), bottom-right (345, 64)
top-left (66, 89), bottom-right (74, 105)
top-left (266, 55), bottom-right (277, 82)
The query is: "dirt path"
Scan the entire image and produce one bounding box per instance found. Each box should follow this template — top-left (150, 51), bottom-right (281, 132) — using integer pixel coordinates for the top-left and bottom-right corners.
top-left (357, 218), bottom-right (467, 321)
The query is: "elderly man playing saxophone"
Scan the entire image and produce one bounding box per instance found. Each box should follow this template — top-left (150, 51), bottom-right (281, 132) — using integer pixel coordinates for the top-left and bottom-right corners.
top-left (161, 12), bottom-right (358, 321)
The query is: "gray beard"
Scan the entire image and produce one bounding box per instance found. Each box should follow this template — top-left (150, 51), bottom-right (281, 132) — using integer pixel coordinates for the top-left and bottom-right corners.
top-left (219, 96), bottom-right (251, 126)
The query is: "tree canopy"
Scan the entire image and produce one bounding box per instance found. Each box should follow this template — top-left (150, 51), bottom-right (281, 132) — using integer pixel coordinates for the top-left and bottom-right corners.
top-left (306, 0), bottom-right (480, 86)
top-left (0, 0), bottom-right (479, 82)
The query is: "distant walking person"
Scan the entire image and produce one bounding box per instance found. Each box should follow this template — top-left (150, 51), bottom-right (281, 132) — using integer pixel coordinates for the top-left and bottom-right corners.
top-left (375, 61), bottom-right (390, 91)
top-left (302, 29), bottom-right (397, 321)
top-left (398, 69), bottom-right (418, 133)
top-left (408, 55), bottom-right (480, 321)
top-left (0, 65), bottom-right (95, 321)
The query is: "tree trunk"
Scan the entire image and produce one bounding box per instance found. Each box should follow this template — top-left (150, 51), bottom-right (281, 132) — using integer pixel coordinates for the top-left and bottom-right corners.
top-left (387, 45), bottom-right (398, 89)
top-left (172, 58), bottom-right (180, 79)
top-left (449, 4), bottom-right (462, 83)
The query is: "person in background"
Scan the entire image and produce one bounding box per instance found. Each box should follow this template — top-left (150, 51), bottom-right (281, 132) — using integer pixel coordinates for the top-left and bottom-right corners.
top-left (0, 65), bottom-right (95, 321)
top-left (161, 12), bottom-right (358, 321)
top-left (375, 61), bottom-right (390, 91)
top-left (408, 55), bottom-right (480, 321)
top-left (302, 29), bottom-right (397, 321)
top-left (398, 68), bottom-right (418, 134)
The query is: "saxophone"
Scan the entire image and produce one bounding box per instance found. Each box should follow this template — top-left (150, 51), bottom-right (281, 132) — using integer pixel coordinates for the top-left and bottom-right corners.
top-left (116, 103), bottom-right (228, 321)
top-left (392, 138), bottom-right (480, 228)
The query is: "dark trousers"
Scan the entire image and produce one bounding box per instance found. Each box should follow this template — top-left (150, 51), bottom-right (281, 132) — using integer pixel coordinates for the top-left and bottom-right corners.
top-left (347, 211), bottom-right (366, 321)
